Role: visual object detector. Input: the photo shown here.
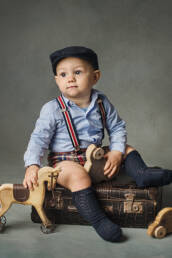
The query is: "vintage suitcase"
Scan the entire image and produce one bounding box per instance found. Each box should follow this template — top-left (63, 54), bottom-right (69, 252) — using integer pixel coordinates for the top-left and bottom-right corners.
top-left (31, 180), bottom-right (162, 228)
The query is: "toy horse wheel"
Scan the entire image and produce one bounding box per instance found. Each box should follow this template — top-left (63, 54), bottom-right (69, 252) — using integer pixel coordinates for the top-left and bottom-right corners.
top-left (40, 224), bottom-right (55, 234)
top-left (154, 226), bottom-right (167, 239)
top-left (0, 216), bottom-right (7, 225)
top-left (0, 216), bottom-right (6, 232)
top-left (92, 147), bottom-right (104, 160)
top-left (0, 216), bottom-right (6, 225)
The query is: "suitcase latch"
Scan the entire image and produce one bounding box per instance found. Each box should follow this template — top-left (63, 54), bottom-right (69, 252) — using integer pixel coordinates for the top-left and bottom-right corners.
top-left (124, 193), bottom-right (143, 214)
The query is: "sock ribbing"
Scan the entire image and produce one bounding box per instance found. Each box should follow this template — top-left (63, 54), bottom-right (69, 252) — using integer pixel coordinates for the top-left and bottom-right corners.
top-left (72, 187), bottom-right (122, 242)
top-left (124, 150), bottom-right (172, 187)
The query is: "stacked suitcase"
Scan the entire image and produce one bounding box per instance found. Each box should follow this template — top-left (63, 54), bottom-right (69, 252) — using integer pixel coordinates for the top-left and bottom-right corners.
top-left (31, 180), bottom-right (162, 228)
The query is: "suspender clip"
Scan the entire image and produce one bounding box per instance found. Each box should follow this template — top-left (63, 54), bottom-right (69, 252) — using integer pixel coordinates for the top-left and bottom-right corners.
top-left (97, 98), bottom-right (103, 104)
top-left (74, 145), bottom-right (81, 153)
top-left (61, 108), bottom-right (67, 112)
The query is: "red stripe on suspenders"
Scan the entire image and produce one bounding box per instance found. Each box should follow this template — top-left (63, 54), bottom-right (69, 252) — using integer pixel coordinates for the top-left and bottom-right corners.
top-left (57, 96), bottom-right (80, 151)
top-left (65, 113), bottom-right (79, 147)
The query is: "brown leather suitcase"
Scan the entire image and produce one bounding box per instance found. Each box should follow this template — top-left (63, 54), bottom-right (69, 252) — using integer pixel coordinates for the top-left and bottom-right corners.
top-left (31, 180), bottom-right (162, 228)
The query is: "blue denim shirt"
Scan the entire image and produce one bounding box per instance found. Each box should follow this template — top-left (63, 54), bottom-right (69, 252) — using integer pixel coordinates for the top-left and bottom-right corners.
top-left (24, 89), bottom-right (127, 167)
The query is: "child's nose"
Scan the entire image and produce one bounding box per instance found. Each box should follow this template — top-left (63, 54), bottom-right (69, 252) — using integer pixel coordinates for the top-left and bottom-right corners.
top-left (68, 74), bottom-right (76, 82)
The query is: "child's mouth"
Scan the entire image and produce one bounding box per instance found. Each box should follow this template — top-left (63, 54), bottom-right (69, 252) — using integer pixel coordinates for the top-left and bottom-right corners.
top-left (67, 86), bottom-right (78, 89)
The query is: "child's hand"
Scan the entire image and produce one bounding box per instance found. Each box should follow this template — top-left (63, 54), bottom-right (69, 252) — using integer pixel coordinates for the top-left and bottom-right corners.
top-left (23, 165), bottom-right (40, 191)
top-left (104, 150), bottom-right (123, 178)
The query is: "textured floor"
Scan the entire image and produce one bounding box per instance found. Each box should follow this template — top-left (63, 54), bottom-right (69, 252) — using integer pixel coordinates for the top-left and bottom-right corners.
top-left (0, 164), bottom-right (172, 258)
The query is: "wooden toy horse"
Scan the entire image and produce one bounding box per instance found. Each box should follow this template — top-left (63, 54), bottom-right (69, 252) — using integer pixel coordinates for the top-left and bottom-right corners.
top-left (147, 207), bottom-right (172, 239)
top-left (0, 144), bottom-right (105, 234)
top-left (0, 166), bottom-right (61, 233)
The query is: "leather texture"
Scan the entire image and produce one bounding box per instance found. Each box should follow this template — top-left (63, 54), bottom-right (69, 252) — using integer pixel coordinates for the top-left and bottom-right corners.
top-left (31, 180), bottom-right (162, 228)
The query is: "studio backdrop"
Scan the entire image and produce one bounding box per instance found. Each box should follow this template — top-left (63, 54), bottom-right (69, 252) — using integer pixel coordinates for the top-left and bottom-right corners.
top-left (0, 0), bottom-right (172, 172)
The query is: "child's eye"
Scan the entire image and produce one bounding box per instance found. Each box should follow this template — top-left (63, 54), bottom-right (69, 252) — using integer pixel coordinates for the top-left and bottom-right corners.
top-left (60, 72), bottom-right (66, 77)
top-left (75, 70), bottom-right (81, 75)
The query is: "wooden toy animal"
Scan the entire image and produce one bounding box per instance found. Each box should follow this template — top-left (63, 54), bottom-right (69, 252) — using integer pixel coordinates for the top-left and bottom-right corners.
top-left (84, 144), bottom-right (109, 183)
top-left (147, 207), bottom-right (172, 238)
top-left (0, 144), bottom-right (105, 234)
top-left (0, 166), bottom-right (61, 234)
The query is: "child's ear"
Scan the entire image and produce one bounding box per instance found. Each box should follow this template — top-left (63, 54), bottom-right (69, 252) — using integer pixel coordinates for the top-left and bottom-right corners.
top-left (54, 75), bottom-right (60, 87)
top-left (93, 70), bottom-right (101, 83)
top-left (54, 75), bottom-right (58, 83)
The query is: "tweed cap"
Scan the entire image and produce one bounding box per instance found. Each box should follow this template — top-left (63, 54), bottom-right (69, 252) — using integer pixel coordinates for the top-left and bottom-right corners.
top-left (50, 46), bottom-right (99, 75)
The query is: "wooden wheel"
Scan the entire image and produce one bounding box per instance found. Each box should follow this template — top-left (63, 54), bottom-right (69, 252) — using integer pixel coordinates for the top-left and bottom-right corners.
top-left (0, 216), bottom-right (6, 233)
top-left (92, 147), bottom-right (104, 160)
top-left (0, 216), bottom-right (6, 225)
top-left (40, 223), bottom-right (55, 234)
top-left (154, 226), bottom-right (167, 239)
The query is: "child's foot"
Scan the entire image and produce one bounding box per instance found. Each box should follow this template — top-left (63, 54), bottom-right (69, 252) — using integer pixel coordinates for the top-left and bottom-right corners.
top-left (72, 186), bottom-right (122, 242)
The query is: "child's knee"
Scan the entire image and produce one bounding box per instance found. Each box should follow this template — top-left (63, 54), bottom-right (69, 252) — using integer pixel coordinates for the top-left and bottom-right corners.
top-left (123, 144), bottom-right (135, 159)
top-left (56, 161), bottom-right (91, 190)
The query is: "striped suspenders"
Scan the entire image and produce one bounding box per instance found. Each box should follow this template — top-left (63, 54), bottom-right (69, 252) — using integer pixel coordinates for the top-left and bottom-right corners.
top-left (97, 98), bottom-right (106, 139)
top-left (57, 95), bottom-right (81, 152)
top-left (56, 95), bottom-right (106, 153)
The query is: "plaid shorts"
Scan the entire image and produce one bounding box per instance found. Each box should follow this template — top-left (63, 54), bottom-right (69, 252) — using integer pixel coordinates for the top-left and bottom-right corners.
top-left (48, 147), bottom-right (125, 184)
top-left (48, 150), bottom-right (87, 167)
top-left (48, 146), bottom-right (110, 167)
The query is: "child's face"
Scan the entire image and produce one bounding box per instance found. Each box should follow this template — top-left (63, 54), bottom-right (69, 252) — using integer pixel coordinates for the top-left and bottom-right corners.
top-left (54, 57), bottom-right (100, 100)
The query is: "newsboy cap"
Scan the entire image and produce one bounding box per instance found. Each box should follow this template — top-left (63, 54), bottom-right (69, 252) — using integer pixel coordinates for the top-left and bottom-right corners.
top-left (50, 46), bottom-right (99, 75)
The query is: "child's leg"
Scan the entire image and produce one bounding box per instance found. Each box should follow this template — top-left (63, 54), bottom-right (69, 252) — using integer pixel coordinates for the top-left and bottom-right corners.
top-left (56, 160), bottom-right (122, 242)
top-left (56, 160), bottom-right (91, 192)
top-left (123, 145), bottom-right (172, 187)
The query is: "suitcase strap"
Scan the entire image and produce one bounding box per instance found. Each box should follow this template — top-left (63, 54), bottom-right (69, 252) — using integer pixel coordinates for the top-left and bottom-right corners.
top-left (56, 95), bottom-right (106, 152)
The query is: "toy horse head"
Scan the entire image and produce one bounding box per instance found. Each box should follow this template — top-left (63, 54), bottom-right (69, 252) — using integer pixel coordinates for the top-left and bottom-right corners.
top-left (38, 166), bottom-right (61, 190)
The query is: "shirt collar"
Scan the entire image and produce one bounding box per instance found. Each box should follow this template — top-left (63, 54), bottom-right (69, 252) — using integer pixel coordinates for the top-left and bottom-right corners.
top-left (61, 94), bottom-right (72, 107)
top-left (61, 89), bottom-right (99, 109)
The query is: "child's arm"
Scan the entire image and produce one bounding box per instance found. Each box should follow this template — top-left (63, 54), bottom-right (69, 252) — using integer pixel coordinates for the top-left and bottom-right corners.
top-left (23, 101), bottom-right (57, 189)
top-left (101, 95), bottom-right (127, 178)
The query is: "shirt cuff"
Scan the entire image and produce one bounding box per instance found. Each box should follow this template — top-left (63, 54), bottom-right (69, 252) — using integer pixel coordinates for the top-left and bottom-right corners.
top-left (24, 159), bottom-right (41, 168)
top-left (109, 143), bottom-right (126, 154)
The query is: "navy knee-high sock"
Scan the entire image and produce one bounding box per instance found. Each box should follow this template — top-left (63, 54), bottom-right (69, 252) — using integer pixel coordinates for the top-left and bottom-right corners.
top-left (124, 150), bottom-right (172, 187)
top-left (72, 186), bottom-right (122, 242)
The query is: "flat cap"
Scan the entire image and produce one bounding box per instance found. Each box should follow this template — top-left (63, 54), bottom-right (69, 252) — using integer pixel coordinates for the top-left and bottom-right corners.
top-left (50, 46), bottom-right (99, 75)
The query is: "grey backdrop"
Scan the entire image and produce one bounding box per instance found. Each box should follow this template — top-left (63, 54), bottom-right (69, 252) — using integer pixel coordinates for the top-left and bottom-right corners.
top-left (0, 1), bottom-right (172, 257)
top-left (1, 0), bottom-right (172, 176)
